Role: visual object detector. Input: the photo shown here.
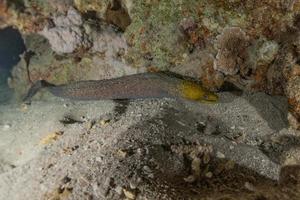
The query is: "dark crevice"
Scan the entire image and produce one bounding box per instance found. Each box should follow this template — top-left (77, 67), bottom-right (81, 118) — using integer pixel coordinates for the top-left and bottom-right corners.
top-left (105, 0), bottom-right (131, 31)
top-left (0, 27), bottom-right (26, 72)
top-left (0, 27), bottom-right (26, 103)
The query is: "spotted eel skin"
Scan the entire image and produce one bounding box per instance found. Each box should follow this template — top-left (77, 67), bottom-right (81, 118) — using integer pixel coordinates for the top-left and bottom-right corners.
top-left (23, 72), bottom-right (218, 103)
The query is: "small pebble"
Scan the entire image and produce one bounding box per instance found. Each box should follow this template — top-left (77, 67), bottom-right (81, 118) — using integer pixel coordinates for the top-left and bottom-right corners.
top-left (129, 181), bottom-right (137, 189)
top-left (136, 148), bottom-right (143, 155)
top-left (123, 189), bottom-right (136, 199)
top-left (86, 120), bottom-right (95, 130)
top-left (2, 124), bottom-right (11, 130)
top-left (117, 149), bottom-right (127, 158)
top-left (205, 172), bottom-right (213, 178)
top-left (183, 175), bottom-right (196, 183)
top-left (99, 119), bottom-right (110, 126)
top-left (216, 151), bottom-right (225, 159)
top-left (20, 103), bottom-right (28, 112)
top-left (199, 121), bottom-right (206, 126)
top-left (244, 182), bottom-right (256, 192)
top-left (143, 166), bottom-right (152, 173)
top-left (114, 185), bottom-right (123, 195)
top-left (148, 173), bottom-right (154, 179)
top-left (63, 103), bottom-right (69, 108)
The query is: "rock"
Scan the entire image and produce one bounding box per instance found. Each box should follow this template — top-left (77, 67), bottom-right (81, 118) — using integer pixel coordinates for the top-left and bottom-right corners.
top-left (286, 76), bottom-right (300, 130)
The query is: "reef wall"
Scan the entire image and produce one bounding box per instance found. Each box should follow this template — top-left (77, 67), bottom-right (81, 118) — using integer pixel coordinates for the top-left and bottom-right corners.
top-left (0, 0), bottom-right (299, 129)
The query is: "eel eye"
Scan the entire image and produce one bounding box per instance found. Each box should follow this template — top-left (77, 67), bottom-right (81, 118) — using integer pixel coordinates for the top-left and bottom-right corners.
top-left (203, 95), bottom-right (209, 100)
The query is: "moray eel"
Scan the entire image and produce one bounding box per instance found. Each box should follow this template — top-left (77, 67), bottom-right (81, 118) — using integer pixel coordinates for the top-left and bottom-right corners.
top-left (23, 72), bottom-right (218, 103)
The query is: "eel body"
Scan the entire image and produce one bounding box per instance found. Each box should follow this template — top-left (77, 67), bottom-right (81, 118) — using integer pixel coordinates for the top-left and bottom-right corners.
top-left (23, 72), bottom-right (218, 103)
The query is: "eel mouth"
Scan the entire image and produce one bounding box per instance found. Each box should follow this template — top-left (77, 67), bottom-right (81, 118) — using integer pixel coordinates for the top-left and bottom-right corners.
top-left (198, 93), bottom-right (219, 103)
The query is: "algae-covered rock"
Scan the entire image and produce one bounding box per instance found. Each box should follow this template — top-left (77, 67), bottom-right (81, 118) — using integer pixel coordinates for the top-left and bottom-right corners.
top-left (124, 0), bottom-right (295, 71)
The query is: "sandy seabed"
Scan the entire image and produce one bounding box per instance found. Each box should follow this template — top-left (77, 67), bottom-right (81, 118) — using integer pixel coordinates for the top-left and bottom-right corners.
top-left (0, 92), bottom-right (299, 199)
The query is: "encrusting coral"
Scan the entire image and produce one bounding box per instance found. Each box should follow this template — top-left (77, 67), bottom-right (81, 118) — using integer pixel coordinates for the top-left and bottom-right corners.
top-left (40, 7), bottom-right (91, 54)
top-left (214, 27), bottom-right (250, 76)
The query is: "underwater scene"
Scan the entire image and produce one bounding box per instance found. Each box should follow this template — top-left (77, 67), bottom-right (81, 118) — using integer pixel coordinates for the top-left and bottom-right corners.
top-left (0, 1), bottom-right (300, 199)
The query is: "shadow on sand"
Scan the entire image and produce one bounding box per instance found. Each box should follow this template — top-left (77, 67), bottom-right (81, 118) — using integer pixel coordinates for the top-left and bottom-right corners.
top-left (105, 103), bottom-right (299, 199)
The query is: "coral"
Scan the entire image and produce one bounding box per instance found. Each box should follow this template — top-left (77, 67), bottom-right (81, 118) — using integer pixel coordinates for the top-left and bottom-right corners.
top-left (214, 27), bottom-right (250, 76)
top-left (179, 17), bottom-right (205, 50)
top-left (40, 7), bottom-right (91, 54)
top-left (256, 40), bottom-right (279, 66)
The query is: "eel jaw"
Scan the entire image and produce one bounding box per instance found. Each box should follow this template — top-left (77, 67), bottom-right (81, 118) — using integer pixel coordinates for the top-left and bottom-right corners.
top-left (178, 80), bottom-right (219, 103)
top-left (198, 93), bottom-right (219, 103)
